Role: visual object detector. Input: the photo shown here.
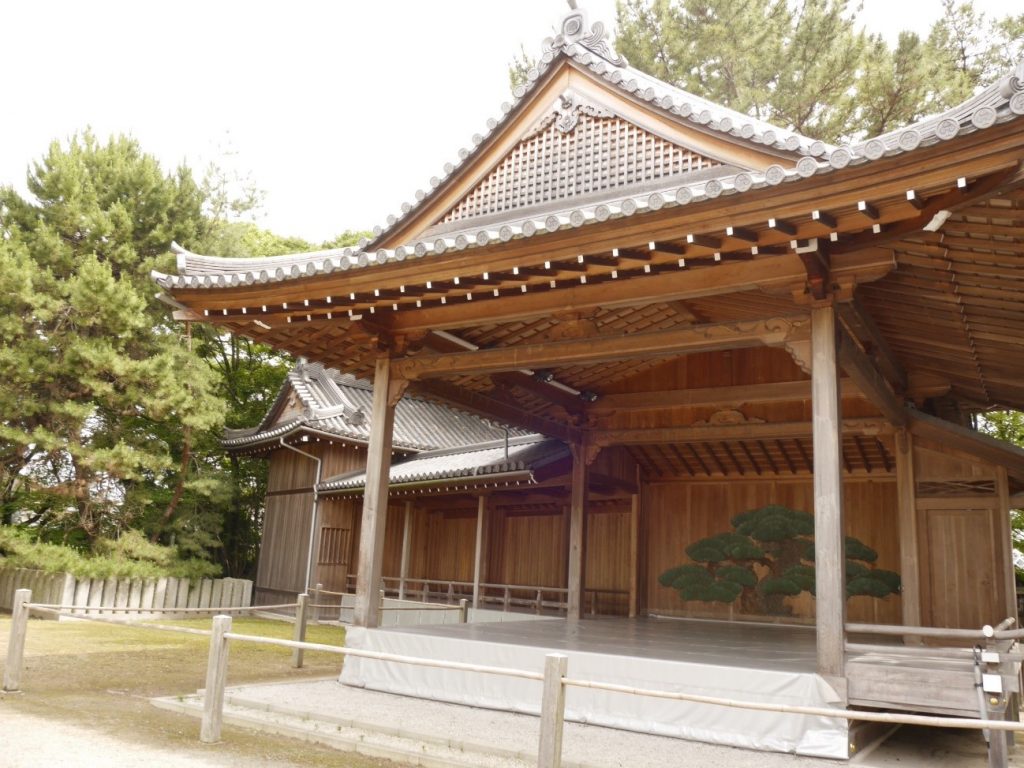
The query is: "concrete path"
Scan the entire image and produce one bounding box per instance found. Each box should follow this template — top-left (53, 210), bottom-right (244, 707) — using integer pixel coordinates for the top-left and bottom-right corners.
top-left (155, 677), bottom-right (1022, 768)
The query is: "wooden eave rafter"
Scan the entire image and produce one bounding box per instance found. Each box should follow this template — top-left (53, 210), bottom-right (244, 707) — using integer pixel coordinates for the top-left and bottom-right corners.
top-left (167, 117), bottom-right (1024, 320)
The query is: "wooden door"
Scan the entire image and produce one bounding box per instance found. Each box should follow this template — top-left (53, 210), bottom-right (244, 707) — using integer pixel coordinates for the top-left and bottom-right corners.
top-left (919, 501), bottom-right (1004, 629)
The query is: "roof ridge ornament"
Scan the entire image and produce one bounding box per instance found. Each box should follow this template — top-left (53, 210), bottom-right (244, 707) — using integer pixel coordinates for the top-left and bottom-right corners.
top-left (543, 3), bottom-right (628, 69)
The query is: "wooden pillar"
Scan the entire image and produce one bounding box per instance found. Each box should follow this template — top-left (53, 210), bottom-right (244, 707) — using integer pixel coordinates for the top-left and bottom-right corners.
top-left (811, 304), bottom-right (846, 686)
top-left (628, 492), bottom-right (640, 618)
top-left (997, 467), bottom-right (1018, 624)
top-left (895, 429), bottom-right (922, 629)
top-left (353, 356), bottom-right (400, 628)
top-left (567, 444), bottom-right (589, 620)
top-left (398, 501), bottom-right (413, 601)
top-left (473, 494), bottom-right (487, 609)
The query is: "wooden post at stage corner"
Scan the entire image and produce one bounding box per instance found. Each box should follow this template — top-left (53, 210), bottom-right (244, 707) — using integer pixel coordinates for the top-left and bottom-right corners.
top-left (811, 304), bottom-right (847, 691)
top-left (354, 356), bottom-right (401, 628)
top-left (472, 494), bottom-right (488, 610)
top-left (567, 443), bottom-right (590, 620)
top-left (399, 501), bottom-right (413, 601)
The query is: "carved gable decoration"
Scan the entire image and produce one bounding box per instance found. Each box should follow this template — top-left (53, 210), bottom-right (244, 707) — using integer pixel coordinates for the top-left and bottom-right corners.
top-left (439, 90), bottom-right (722, 225)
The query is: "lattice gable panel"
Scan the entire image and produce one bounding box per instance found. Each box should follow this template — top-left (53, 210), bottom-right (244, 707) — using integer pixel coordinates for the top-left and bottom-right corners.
top-left (440, 105), bottom-right (722, 225)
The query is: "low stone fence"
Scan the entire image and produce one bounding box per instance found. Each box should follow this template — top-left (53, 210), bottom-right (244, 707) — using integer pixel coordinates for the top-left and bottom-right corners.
top-left (0, 567), bottom-right (252, 618)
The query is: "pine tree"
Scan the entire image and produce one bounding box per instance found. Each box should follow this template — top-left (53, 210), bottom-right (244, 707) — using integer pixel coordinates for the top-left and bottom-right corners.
top-left (0, 132), bottom-right (223, 548)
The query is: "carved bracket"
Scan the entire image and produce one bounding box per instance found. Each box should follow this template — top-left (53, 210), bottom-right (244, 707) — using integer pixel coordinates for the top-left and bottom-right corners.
top-left (387, 378), bottom-right (410, 407)
top-left (691, 409), bottom-right (765, 427)
top-left (570, 439), bottom-right (602, 467)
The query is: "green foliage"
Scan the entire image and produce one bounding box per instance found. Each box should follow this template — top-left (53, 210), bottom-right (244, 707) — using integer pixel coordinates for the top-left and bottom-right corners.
top-left (0, 132), bottom-right (224, 547)
top-left (0, 132), bottom-right (371, 579)
top-left (660, 504), bottom-right (900, 615)
top-left (733, 504), bottom-right (813, 541)
top-left (0, 527), bottom-right (218, 580)
top-left (686, 531), bottom-right (764, 561)
top-left (980, 411), bottom-right (1024, 576)
top-left (508, 44), bottom-right (539, 91)
top-left (609, 0), bottom-right (1024, 142)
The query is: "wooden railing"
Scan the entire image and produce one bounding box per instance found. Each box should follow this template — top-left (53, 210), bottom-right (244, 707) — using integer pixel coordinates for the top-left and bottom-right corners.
top-left (6, 589), bottom-right (1024, 768)
top-left (339, 574), bottom-right (628, 616)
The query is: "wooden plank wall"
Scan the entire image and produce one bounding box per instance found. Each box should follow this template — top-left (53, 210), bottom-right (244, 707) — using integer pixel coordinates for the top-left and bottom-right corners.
top-left (597, 347), bottom-right (881, 431)
top-left (644, 477), bottom-right (902, 624)
top-left (912, 438), bottom-right (1010, 629)
top-left (255, 442), bottom-right (366, 597)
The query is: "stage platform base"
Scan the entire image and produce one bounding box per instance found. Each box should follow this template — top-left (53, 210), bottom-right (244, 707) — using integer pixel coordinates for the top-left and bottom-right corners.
top-left (341, 616), bottom-right (850, 759)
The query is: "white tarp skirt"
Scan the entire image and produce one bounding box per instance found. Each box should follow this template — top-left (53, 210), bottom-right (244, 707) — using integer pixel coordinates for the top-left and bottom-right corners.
top-left (341, 623), bottom-right (848, 759)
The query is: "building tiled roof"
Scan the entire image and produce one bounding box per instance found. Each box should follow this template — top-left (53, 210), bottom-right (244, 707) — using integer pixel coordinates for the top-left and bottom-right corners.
top-left (223, 362), bottom-right (517, 453)
top-left (151, 7), bottom-right (1024, 294)
top-left (318, 434), bottom-right (568, 494)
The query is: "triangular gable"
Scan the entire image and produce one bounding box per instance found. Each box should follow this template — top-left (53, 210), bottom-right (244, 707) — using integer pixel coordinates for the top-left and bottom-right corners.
top-left (375, 6), bottom-right (812, 250)
top-left (438, 89), bottom-right (727, 227)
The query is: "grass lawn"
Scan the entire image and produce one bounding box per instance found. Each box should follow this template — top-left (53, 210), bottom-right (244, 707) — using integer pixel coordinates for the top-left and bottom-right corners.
top-left (0, 614), bottom-right (398, 767)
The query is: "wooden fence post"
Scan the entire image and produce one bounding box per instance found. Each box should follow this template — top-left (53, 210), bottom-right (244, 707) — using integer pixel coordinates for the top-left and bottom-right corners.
top-left (292, 593), bottom-right (309, 669)
top-left (312, 583), bottom-right (322, 624)
top-left (200, 614), bottom-right (232, 743)
top-left (538, 653), bottom-right (568, 768)
top-left (3, 588), bottom-right (31, 692)
top-left (459, 598), bottom-right (468, 624)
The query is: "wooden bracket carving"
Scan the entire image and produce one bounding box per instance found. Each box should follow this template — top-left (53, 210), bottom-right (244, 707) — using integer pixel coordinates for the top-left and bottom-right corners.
top-left (570, 439), bottom-right (602, 466)
top-left (691, 409), bottom-right (765, 427)
top-left (387, 378), bottom-right (409, 407)
top-left (793, 237), bottom-right (832, 301)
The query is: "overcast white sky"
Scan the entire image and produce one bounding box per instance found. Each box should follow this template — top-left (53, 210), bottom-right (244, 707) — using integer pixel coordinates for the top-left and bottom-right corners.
top-left (1, 0), bottom-right (1014, 244)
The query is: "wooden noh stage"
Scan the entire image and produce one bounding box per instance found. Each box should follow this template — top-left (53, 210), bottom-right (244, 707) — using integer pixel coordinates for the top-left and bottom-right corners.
top-left (154, 4), bottom-right (1024, 759)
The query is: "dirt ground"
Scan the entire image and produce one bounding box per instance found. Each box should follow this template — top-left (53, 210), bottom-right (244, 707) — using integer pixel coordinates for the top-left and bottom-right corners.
top-left (0, 615), bottom-right (396, 767)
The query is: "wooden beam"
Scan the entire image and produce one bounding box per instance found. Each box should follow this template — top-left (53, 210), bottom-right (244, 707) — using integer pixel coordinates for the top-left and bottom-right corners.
top-left (386, 253), bottom-right (810, 333)
top-left (567, 444), bottom-right (589, 620)
top-left (425, 331), bottom-right (584, 414)
top-left (398, 501), bottom-right (413, 600)
top-left (393, 316), bottom-right (809, 380)
top-left (353, 357), bottom-right (401, 628)
top-left (894, 430), bottom-right (921, 631)
top-left (833, 164), bottom-right (1024, 255)
top-left (907, 410), bottom-right (1024, 481)
top-left (591, 417), bottom-right (891, 447)
top-left (997, 467), bottom-right (1018, 625)
top-left (836, 298), bottom-right (908, 394)
top-left (629, 492), bottom-right (640, 619)
top-left (472, 494), bottom-right (487, 610)
top-left (588, 379), bottom-right (864, 413)
top-left (811, 304), bottom-right (846, 689)
top-left (837, 325), bottom-right (908, 427)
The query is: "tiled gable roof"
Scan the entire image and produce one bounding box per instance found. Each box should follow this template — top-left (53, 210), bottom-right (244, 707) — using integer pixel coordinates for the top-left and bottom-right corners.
top-left (151, 9), bottom-right (1024, 293)
top-left (437, 95), bottom-right (726, 227)
top-left (223, 362), bottom-right (518, 453)
top-left (319, 434), bottom-right (568, 494)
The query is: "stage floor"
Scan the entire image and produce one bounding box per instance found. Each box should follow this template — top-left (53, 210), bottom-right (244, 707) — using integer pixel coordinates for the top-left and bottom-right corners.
top-left (342, 616), bottom-right (849, 759)
top-left (385, 614), bottom-right (820, 673)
